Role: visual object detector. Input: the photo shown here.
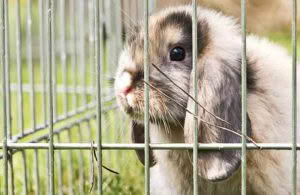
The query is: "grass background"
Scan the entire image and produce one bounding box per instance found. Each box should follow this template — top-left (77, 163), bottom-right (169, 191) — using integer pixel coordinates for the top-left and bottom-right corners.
top-left (0, 0), bottom-right (299, 195)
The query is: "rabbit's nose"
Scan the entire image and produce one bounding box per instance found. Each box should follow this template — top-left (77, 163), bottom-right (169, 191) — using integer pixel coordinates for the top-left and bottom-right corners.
top-left (117, 71), bottom-right (134, 97)
top-left (122, 86), bottom-right (133, 96)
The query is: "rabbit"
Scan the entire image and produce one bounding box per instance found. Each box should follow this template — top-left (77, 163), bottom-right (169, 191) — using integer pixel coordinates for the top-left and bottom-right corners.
top-left (114, 5), bottom-right (300, 195)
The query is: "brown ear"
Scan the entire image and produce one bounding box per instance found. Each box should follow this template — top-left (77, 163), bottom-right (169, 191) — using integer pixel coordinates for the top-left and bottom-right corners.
top-left (131, 120), bottom-right (156, 167)
top-left (184, 58), bottom-right (252, 181)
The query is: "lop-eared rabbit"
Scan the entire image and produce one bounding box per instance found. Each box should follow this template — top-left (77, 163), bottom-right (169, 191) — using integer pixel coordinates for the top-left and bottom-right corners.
top-left (114, 5), bottom-right (300, 195)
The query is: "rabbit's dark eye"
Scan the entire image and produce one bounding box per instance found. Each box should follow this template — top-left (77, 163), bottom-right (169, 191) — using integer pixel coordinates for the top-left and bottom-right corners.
top-left (170, 47), bottom-right (185, 61)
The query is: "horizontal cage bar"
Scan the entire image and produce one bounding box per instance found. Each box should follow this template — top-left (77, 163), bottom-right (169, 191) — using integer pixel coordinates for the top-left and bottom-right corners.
top-left (2, 143), bottom-right (300, 150)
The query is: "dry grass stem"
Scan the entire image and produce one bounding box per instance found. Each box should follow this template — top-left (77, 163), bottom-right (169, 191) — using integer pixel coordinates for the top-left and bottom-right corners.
top-left (89, 141), bottom-right (119, 194)
top-left (89, 142), bottom-right (95, 194)
top-left (92, 145), bottom-right (120, 175)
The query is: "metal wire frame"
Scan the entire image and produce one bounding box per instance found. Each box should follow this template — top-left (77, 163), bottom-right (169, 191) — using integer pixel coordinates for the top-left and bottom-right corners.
top-left (0, 0), bottom-right (298, 195)
top-left (95, 0), bottom-right (103, 194)
top-left (192, 1), bottom-right (199, 194)
top-left (292, 0), bottom-right (298, 194)
top-left (143, 0), bottom-right (150, 194)
top-left (0, 0), bottom-right (112, 194)
top-left (241, 0), bottom-right (247, 194)
top-left (3, 143), bottom-right (300, 150)
top-left (1, 0), bottom-right (8, 194)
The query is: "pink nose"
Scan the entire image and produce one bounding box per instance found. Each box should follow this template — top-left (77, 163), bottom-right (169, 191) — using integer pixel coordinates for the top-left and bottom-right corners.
top-left (121, 86), bottom-right (133, 96)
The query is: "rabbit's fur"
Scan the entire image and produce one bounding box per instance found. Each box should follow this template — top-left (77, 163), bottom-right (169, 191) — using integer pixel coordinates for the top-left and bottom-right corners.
top-left (114, 5), bottom-right (300, 195)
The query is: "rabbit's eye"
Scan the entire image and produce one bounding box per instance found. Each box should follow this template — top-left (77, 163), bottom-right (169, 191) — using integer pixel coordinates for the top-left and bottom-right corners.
top-left (170, 47), bottom-right (185, 61)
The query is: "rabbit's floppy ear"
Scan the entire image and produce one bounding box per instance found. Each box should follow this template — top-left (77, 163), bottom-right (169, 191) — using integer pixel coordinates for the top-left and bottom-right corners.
top-left (184, 58), bottom-right (252, 182)
top-left (131, 120), bottom-right (156, 167)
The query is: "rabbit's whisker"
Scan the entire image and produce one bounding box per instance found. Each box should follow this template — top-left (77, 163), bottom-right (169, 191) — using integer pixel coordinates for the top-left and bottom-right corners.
top-left (160, 97), bottom-right (172, 134)
top-left (155, 95), bottom-right (170, 134)
top-left (151, 63), bottom-right (234, 128)
top-left (164, 101), bottom-right (184, 130)
top-left (142, 79), bottom-right (259, 147)
top-left (142, 79), bottom-right (197, 117)
top-left (197, 119), bottom-right (259, 147)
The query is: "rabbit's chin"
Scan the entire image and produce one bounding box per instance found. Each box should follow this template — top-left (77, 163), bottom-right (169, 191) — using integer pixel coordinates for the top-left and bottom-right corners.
top-left (128, 110), bottom-right (184, 128)
top-left (116, 92), bottom-right (185, 127)
top-left (116, 95), bottom-right (143, 119)
top-left (118, 104), bottom-right (180, 127)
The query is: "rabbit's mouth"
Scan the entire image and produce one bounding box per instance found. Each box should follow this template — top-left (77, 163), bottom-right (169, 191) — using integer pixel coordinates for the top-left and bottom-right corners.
top-left (116, 94), bottom-right (138, 116)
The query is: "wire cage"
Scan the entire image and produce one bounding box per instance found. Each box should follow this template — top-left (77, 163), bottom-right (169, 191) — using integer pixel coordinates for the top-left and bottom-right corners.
top-left (0, 0), bottom-right (150, 194)
top-left (0, 0), bottom-right (298, 195)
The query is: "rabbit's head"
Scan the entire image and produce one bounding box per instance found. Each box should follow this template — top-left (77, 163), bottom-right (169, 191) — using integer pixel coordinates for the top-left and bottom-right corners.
top-left (115, 6), bottom-right (253, 182)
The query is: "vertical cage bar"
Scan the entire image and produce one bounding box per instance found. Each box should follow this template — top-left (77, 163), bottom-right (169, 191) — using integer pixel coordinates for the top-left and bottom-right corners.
top-left (34, 149), bottom-right (41, 195)
top-left (241, 0), bottom-right (248, 194)
top-left (87, 121), bottom-right (93, 192)
top-left (56, 135), bottom-right (63, 195)
top-left (192, 1), bottom-right (199, 194)
top-left (4, 0), bottom-right (11, 139)
top-left (143, 0), bottom-right (150, 194)
top-left (77, 125), bottom-right (85, 194)
top-left (51, 0), bottom-right (57, 121)
top-left (59, 0), bottom-right (68, 117)
top-left (46, 146), bottom-right (50, 195)
top-left (1, 0), bottom-right (8, 193)
top-left (39, 0), bottom-right (47, 125)
top-left (27, 0), bottom-right (36, 131)
top-left (95, 0), bottom-right (103, 193)
top-left (104, 1), bottom-right (114, 78)
top-left (8, 152), bottom-right (15, 195)
top-left (115, 0), bottom-right (122, 60)
top-left (47, 0), bottom-right (55, 193)
top-left (70, 0), bottom-right (78, 113)
top-left (110, 0), bottom-right (119, 70)
top-left (79, 0), bottom-right (87, 108)
top-left (22, 151), bottom-right (28, 195)
top-left (16, 0), bottom-right (24, 135)
top-left (122, 0), bottom-right (130, 36)
top-left (292, 0), bottom-right (298, 194)
top-left (67, 130), bottom-right (74, 195)
top-left (110, 0), bottom-right (122, 164)
top-left (88, 0), bottom-right (96, 102)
